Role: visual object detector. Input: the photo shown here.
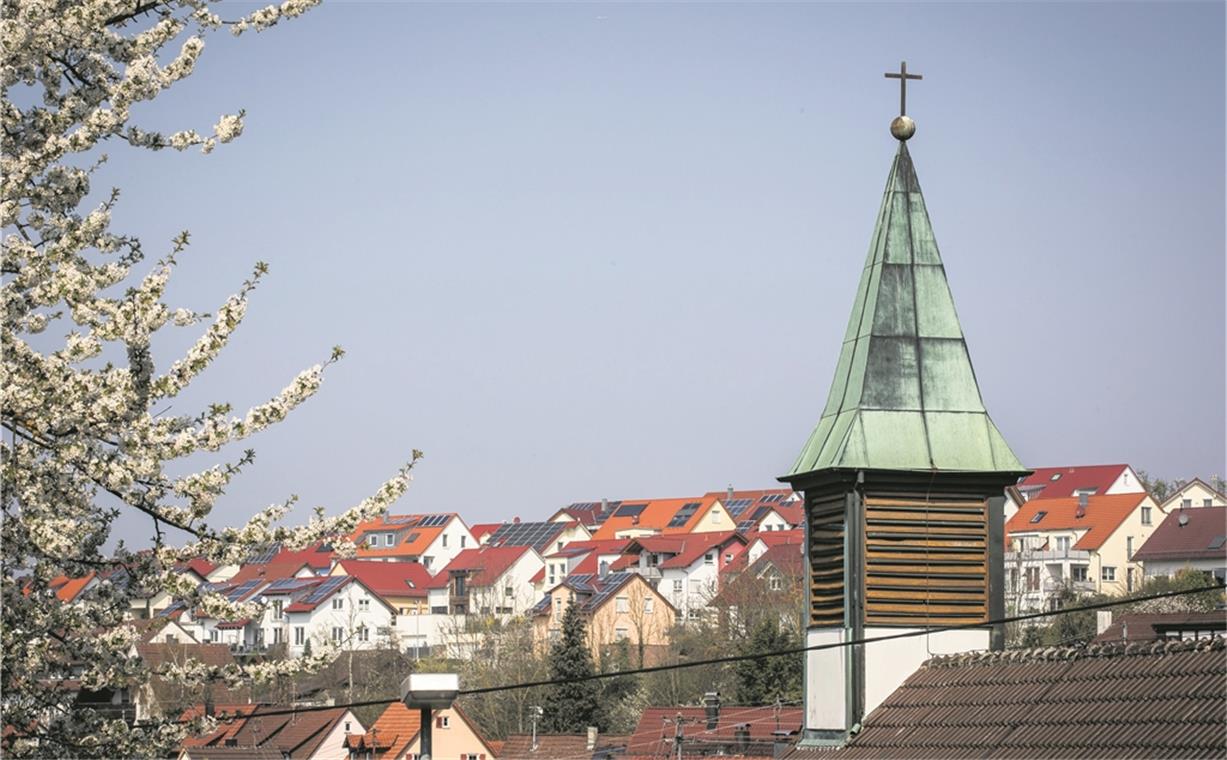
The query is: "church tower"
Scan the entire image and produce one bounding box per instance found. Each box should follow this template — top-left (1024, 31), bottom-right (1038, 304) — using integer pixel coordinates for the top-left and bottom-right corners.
top-left (779, 63), bottom-right (1029, 743)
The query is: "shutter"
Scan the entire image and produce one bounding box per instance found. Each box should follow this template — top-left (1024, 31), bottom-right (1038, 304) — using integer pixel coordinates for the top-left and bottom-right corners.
top-left (808, 493), bottom-right (845, 627)
top-left (435, 717), bottom-right (443, 728)
top-left (863, 496), bottom-right (988, 625)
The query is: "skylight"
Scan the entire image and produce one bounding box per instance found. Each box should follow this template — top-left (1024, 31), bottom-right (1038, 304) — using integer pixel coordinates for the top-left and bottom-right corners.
top-left (1030, 511), bottom-right (1047, 524)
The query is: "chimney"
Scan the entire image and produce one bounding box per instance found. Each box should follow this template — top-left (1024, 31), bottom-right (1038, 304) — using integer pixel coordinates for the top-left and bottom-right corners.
top-left (513, 516), bottom-right (521, 524)
top-left (703, 691), bottom-right (720, 730)
top-left (586, 726), bottom-right (598, 751)
top-left (601, 497), bottom-right (608, 513)
top-left (734, 723), bottom-right (749, 753)
top-left (727, 485), bottom-right (735, 502)
top-left (1075, 492), bottom-right (1088, 518)
top-left (1096, 610), bottom-right (1112, 635)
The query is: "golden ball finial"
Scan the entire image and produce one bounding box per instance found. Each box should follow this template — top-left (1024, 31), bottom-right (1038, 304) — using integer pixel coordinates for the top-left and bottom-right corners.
top-left (890, 115), bottom-right (916, 141)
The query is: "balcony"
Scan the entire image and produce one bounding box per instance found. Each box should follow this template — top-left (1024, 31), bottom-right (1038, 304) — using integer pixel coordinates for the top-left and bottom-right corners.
top-left (1005, 549), bottom-right (1091, 563)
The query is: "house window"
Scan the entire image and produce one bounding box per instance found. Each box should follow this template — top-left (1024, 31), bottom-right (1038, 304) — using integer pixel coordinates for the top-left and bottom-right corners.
top-left (725, 553), bottom-right (734, 564)
top-left (704, 552), bottom-right (715, 566)
top-left (554, 597), bottom-right (562, 612)
top-left (1182, 499), bottom-right (1192, 508)
top-left (1141, 507), bottom-right (1152, 525)
top-left (615, 596), bottom-right (629, 613)
top-left (615, 627), bottom-right (628, 641)
top-left (1055, 536), bottom-right (1070, 553)
top-left (1204, 499), bottom-right (1213, 507)
top-left (1072, 565), bottom-right (1089, 583)
top-left (273, 628), bottom-right (283, 644)
top-left (358, 598), bottom-right (370, 611)
top-left (769, 576), bottom-right (783, 591)
top-left (672, 580), bottom-right (683, 594)
top-left (423, 556), bottom-right (433, 569)
top-left (1030, 511), bottom-right (1047, 524)
top-left (332, 598), bottom-right (343, 610)
top-left (294, 627), bottom-right (305, 645)
top-left (210, 629), bottom-right (219, 642)
top-left (442, 534), bottom-right (448, 548)
top-left (368, 535), bottom-right (378, 546)
top-left (711, 511), bottom-right (718, 523)
top-left (1102, 566), bottom-right (1117, 582)
top-left (461, 535), bottom-right (467, 547)
top-left (1025, 567), bottom-right (1040, 592)
top-left (439, 716), bottom-right (450, 728)
top-left (331, 627), bottom-right (343, 642)
top-left (1126, 537), bottom-right (1134, 559)
top-left (385, 532), bottom-right (395, 547)
top-left (357, 626), bottom-right (369, 642)
top-left (687, 608), bottom-right (701, 621)
top-left (272, 600), bottom-right (283, 617)
top-left (504, 586), bottom-right (513, 597)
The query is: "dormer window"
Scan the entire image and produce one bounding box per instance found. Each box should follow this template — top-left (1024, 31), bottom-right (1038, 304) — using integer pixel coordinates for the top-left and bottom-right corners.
top-left (1030, 511), bottom-right (1047, 524)
top-left (368, 535), bottom-right (378, 546)
top-left (384, 532), bottom-right (394, 547)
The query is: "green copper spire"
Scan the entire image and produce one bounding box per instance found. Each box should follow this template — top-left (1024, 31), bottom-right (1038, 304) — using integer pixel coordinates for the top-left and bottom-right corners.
top-left (787, 142), bottom-right (1024, 478)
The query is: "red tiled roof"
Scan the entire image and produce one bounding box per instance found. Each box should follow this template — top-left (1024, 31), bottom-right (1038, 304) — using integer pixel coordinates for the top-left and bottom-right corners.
top-left (470, 522), bottom-right (503, 542)
top-left (49, 573), bottom-right (95, 602)
top-left (588, 498), bottom-right (703, 540)
top-left (746, 529), bottom-right (804, 548)
top-left (334, 560), bottom-right (431, 599)
top-left (431, 545), bottom-right (533, 588)
top-left (631, 531), bottom-right (744, 569)
top-left (500, 733), bottom-right (619, 759)
top-left (227, 560), bottom-right (314, 585)
top-left (1016, 464), bottom-right (1132, 500)
top-left (177, 557), bottom-right (217, 579)
top-left (201, 705), bottom-right (355, 758)
top-left (1132, 506), bottom-right (1227, 561)
top-left (627, 705), bottom-right (801, 757)
top-left (826, 637), bottom-right (1227, 759)
top-left (771, 502), bottom-right (805, 526)
top-left (351, 514), bottom-right (461, 559)
top-left (1005, 493), bottom-right (1149, 551)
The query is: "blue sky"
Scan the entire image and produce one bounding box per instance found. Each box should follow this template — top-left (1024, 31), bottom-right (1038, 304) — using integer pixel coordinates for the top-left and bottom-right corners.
top-left (102, 1), bottom-right (1225, 540)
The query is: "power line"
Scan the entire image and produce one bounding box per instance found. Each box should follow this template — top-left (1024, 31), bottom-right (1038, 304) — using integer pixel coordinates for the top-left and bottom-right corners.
top-left (166, 581), bottom-right (1224, 725)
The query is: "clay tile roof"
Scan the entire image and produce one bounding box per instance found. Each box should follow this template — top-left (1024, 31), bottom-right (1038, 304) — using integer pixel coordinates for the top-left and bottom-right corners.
top-left (220, 705), bottom-right (353, 757)
top-left (431, 545), bottom-right (532, 587)
top-left (636, 531), bottom-right (743, 569)
top-left (1092, 611), bottom-right (1227, 643)
top-left (334, 559), bottom-right (432, 598)
top-left (746, 529), bottom-right (804, 548)
top-left (50, 573), bottom-right (95, 602)
top-left (500, 734), bottom-right (592, 759)
top-left (227, 560), bottom-right (313, 585)
top-left (1015, 464), bottom-right (1132, 500)
top-left (1005, 493), bottom-right (1149, 551)
top-left (1133, 506), bottom-right (1227, 561)
top-left (365, 702), bottom-right (423, 760)
top-left (351, 514), bottom-right (458, 558)
top-left (830, 637), bottom-right (1227, 759)
top-left (470, 522), bottom-right (503, 543)
top-left (588, 498), bottom-right (699, 540)
top-left (177, 557), bottom-right (217, 579)
top-left (627, 706), bottom-right (802, 758)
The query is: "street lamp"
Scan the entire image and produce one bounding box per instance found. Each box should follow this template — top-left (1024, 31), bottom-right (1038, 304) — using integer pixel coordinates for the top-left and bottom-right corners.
top-left (401, 673), bottom-right (460, 760)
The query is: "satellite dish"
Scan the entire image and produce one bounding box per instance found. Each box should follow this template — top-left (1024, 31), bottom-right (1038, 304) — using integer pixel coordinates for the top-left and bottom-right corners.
top-left (1179, 511), bottom-right (1189, 527)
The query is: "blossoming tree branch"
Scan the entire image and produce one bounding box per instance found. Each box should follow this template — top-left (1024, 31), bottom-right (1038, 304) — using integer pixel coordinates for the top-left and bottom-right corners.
top-left (0, 1), bottom-right (417, 756)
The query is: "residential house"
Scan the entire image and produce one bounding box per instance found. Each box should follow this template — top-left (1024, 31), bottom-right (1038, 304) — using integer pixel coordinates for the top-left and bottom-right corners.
top-left (351, 514), bottom-right (475, 573)
top-left (710, 543), bottom-right (805, 635)
top-left (1014, 463), bottom-right (1146, 501)
top-left (429, 544), bottom-right (545, 616)
top-left (180, 705), bottom-right (362, 760)
top-left (703, 488), bottom-right (802, 533)
top-left (1132, 505), bottom-right (1227, 583)
top-left (485, 520), bottom-right (592, 555)
top-left (623, 531), bottom-right (747, 621)
top-left (1004, 492), bottom-right (1162, 612)
top-left (781, 637), bottom-right (1226, 759)
top-left (626, 701), bottom-right (802, 760)
top-left (345, 703), bottom-right (497, 760)
top-left (329, 560), bottom-right (433, 616)
top-left (532, 572), bottom-right (675, 665)
top-left (741, 529), bottom-right (803, 566)
top-left (588, 497), bottom-right (736, 541)
top-left (537, 539), bottom-right (632, 592)
top-left (549, 500), bottom-right (620, 531)
top-left (1091, 610), bottom-right (1227, 643)
top-left (284, 576), bottom-right (398, 657)
top-left (1158, 478), bottom-right (1227, 510)
top-left (133, 643), bottom-right (250, 721)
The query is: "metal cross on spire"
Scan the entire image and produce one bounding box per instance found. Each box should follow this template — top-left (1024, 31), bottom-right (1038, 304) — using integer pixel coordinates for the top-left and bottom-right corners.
top-left (884, 60), bottom-right (922, 117)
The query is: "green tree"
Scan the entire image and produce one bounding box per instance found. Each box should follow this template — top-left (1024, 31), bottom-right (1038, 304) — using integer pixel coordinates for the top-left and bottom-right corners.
top-left (733, 620), bottom-right (802, 705)
top-left (542, 601), bottom-right (601, 732)
top-left (597, 638), bottom-right (644, 734)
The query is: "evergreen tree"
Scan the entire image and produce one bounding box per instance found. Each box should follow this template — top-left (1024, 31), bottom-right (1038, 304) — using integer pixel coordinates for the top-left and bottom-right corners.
top-left (542, 600), bottom-right (601, 732)
top-left (733, 620), bottom-right (802, 705)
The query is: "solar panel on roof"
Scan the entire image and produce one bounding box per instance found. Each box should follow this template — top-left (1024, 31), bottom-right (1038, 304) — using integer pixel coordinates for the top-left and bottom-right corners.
top-left (226, 580), bottom-right (263, 601)
top-left (385, 515), bottom-right (417, 525)
top-left (585, 572), bottom-right (632, 610)
top-left (490, 522), bottom-right (561, 552)
top-left (614, 504), bottom-right (647, 518)
top-left (247, 544), bottom-right (281, 564)
top-left (667, 502), bottom-right (702, 528)
top-left (301, 576), bottom-right (348, 605)
top-left (419, 514), bottom-right (449, 528)
top-left (737, 520), bottom-right (757, 532)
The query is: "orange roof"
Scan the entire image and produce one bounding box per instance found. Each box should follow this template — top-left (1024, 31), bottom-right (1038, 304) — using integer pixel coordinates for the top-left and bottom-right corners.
top-left (1005, 493), bottom-right (1149, 551)
top-left (351, 514), bottom-right (456, 559)
top-left (49, 573), bottom-right (95, 602)
top-left (588, 498), bottom-right (711, 540)
top-left (365, 702), bottom-right (423, 760)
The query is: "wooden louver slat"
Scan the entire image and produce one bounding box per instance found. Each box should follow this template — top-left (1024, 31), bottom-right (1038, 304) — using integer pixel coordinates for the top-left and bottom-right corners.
top-left (808, 493), bottom-right (845, 627)
top-left (863, 496), bottom-right (989, 626)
